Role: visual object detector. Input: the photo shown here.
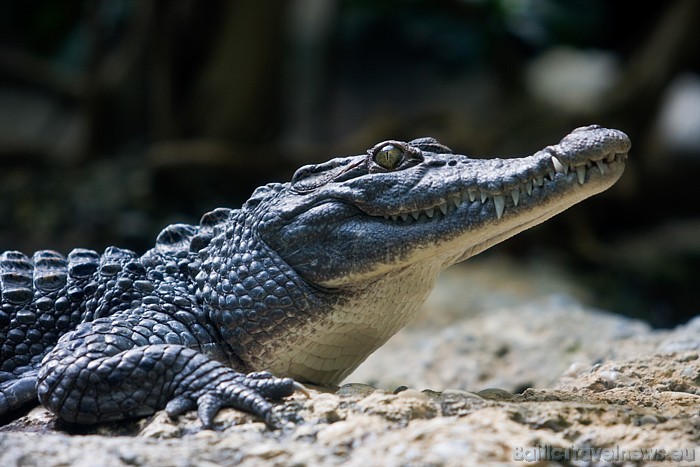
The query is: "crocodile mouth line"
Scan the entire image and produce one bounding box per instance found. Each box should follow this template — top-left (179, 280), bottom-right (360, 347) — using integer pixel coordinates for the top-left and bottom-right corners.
top-left (376, 152), bottom-right (627, 223)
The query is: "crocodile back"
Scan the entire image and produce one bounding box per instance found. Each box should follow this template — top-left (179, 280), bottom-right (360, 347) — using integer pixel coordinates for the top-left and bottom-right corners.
top-left (0, 246), bottom-right (151, 382)
top-left (0, 249), bottom-right (95, 380)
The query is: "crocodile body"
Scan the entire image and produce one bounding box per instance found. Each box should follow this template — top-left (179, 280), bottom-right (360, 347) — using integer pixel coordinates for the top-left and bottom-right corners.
top-left (0, 125), bottom-right (630, 428)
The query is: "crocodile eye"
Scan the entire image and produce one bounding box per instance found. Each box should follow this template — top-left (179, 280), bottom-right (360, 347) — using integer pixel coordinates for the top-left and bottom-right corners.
top-left (373, 144), bottom-right (404, 170)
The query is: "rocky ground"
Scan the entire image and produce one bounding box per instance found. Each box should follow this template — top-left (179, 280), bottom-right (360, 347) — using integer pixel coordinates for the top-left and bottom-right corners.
top-left (1, 257), bottom-right (698, 466)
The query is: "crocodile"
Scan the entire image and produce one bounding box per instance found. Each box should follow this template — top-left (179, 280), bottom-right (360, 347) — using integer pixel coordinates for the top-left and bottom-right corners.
top-left (0, 125), bottom-right (630, 429)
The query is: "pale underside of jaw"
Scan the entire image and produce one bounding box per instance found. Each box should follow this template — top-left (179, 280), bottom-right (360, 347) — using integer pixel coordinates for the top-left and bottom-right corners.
top-left (379, 151), bottom-right (627, 223)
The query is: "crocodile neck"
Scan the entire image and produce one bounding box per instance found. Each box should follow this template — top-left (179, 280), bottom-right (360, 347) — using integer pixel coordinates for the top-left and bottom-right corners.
top-left (197, 215), bottom-right (442, 385)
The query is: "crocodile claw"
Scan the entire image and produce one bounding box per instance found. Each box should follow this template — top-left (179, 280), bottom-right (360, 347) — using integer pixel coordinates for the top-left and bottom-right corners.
top-left (292, 381), bottom-right (311, 398)
top-left (166, 370), bottom-right (299, 430)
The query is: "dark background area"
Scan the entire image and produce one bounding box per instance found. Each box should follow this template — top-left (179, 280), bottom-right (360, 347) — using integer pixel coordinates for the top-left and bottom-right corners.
top-left (0, 0), bottom-right (698, 328)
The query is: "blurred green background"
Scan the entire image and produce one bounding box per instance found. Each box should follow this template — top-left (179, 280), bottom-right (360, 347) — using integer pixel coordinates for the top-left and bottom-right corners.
top-left (0, 0), bottom-right (698, 327)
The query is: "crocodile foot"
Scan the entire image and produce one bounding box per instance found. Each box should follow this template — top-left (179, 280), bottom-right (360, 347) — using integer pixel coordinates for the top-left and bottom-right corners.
top-left (165, 369), bottom-right (303, 429)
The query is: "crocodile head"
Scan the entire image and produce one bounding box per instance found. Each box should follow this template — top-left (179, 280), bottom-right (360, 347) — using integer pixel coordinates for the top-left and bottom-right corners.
top-left (229, 125), bottom-right (630, 384)
top-left (257, 125), bottom-right (629, 287)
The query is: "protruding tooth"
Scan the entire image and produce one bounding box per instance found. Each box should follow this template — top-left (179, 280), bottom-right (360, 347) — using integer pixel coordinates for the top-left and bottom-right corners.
top-left (595, 160), bottom-right (606, 175)
top-left (390, 215), bottom-right (398, 221)
top-left (576, 165), bottom-right (586, 185)
top-left (468, 189), bottom-right (476, 202)
top-left (606, 153), bottom-right (615, 163)
top-left (547, 170), bottom-right (556, 181)
top-left (425, 207), bottom-right (434, 218)
top-left (383, 215), bottom-right (390, 220)
top-left (411, 210), bottom-right (420, 220)
top-left (451, 194), bottom-right (462, 208)
top-left (535, 175), bottom-right (544, 187)
top-left (480, 190), bottom-right (488, 203)
top-left (551, 156), bottom-right (568, 174)
top-left (510, 188), bottom-right (520, 206)
top-left (399, 213), bottom-right (408, 221)
top-left (524, 180), bottom-right (533, 196)
top-left (493, 195), bottom-right (505, 219)
top-left (438, 202), bottom-right (448, 216)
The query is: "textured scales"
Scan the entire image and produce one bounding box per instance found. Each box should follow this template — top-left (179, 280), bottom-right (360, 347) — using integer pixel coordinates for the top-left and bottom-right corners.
top-left (0, 125), bottom-right (630, 428)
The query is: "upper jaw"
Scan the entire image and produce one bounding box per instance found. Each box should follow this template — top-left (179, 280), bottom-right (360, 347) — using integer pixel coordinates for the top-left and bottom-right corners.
top-left (357, 125), bottom-right (630, 222)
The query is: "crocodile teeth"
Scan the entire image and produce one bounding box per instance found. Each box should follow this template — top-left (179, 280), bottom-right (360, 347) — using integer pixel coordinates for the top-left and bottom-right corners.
top-left (595, 160), bottom-right (606, 175)
top-left (493, 195), bottom-right (506, 219)
top-left (380, 151), bottom-right (611, 224)
top-left (576, 165), bottom-right (586, 185)
top-left (552, 156), bottom-right (568, 175)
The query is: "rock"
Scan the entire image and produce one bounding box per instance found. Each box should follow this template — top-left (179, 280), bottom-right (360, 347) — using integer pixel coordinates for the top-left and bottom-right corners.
top-left (477, 388), bottom-right (514, 401)
top-left (1, 259), bottom-right (698, 465)
top-left (336, 383), bottom-right (377, 397)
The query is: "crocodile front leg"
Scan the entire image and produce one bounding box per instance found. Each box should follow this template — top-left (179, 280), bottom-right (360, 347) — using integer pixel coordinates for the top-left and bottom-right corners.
top-left (36, 303), bottom-right (298, 428)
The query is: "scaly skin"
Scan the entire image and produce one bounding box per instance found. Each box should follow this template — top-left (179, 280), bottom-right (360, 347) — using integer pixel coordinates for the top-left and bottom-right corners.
top-left (0, 125), bottom-right (630, 428)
